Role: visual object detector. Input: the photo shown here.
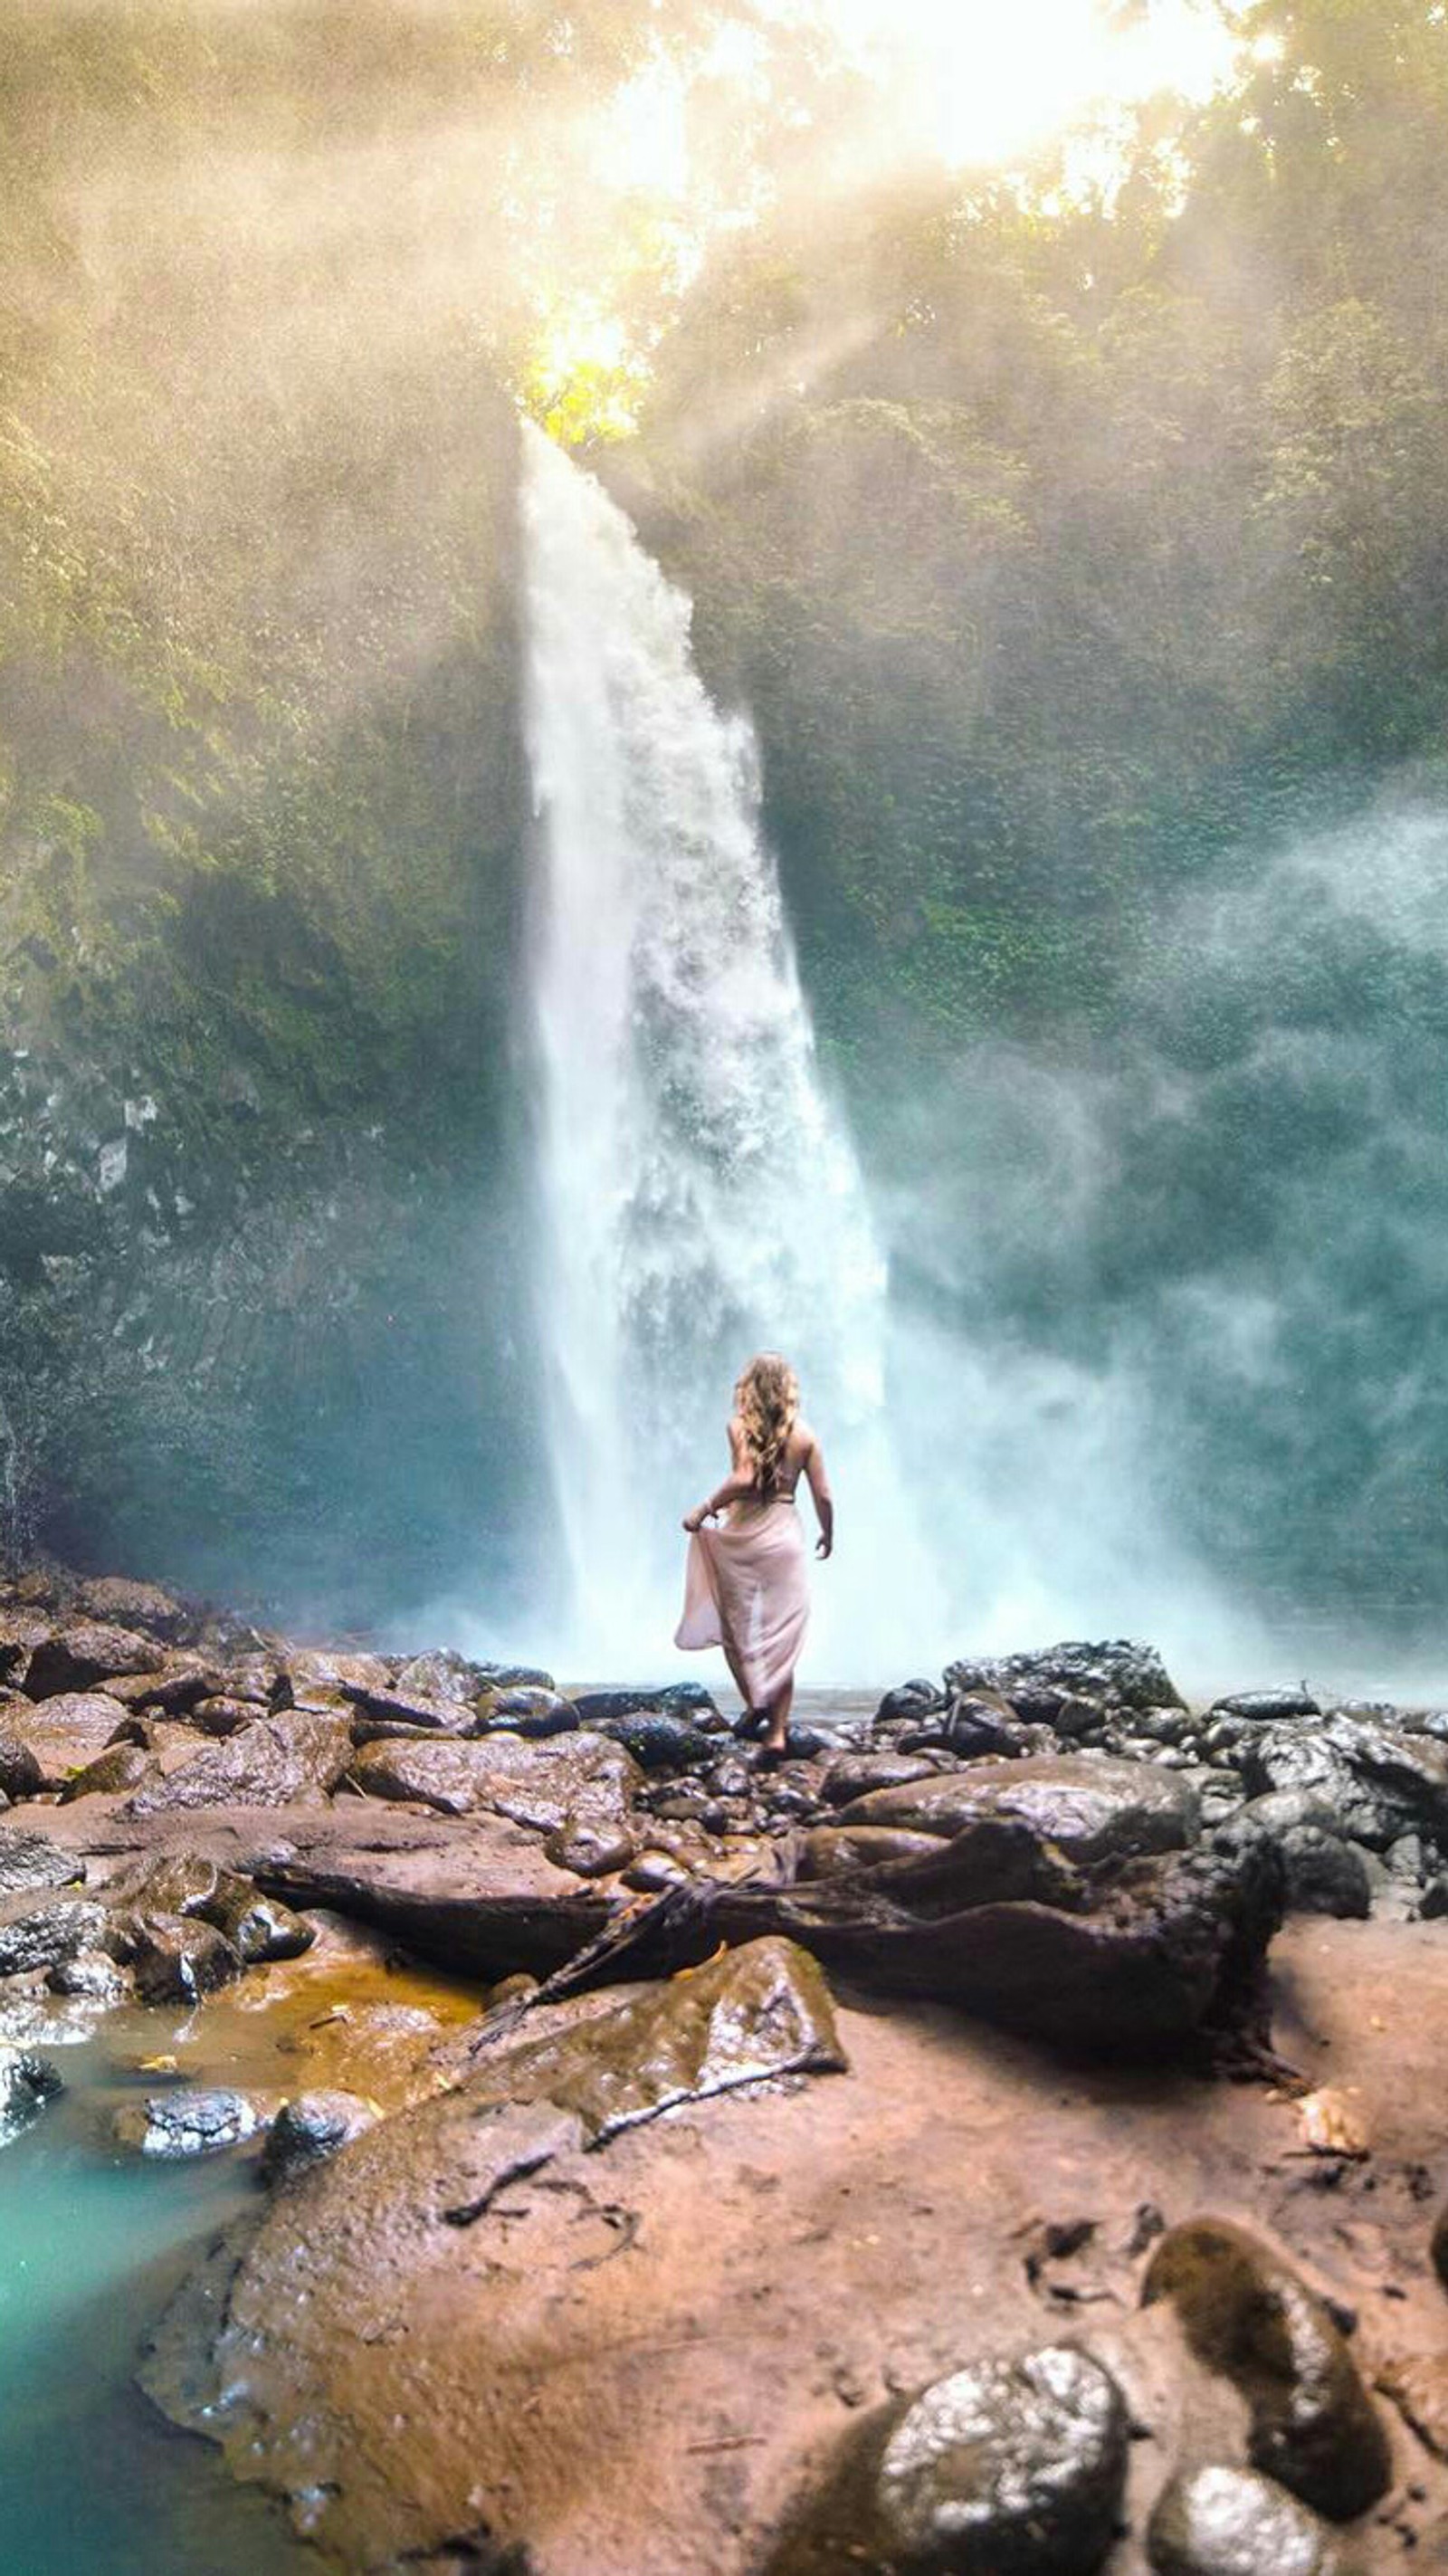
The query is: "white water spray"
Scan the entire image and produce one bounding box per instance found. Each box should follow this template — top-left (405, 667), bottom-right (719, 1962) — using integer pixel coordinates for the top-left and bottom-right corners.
top-left (519, 424), bottom-right (940, 1679)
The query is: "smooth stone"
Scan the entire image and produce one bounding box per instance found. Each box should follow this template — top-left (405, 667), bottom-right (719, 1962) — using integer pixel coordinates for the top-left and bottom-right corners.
top-left (1142, 2219), bottom-right (1391, 2519)
top-left (115, 2086), bottom-right (263, 2158)
top-left (822, 1755), bottom-right (941, 1808)
top-left (1147, 2464), bottom-right (1360, 2574)
top-left (543, 1821), bottom-right (634, 1877)
top-left (1241, 1714), bottom-right (1448, 1853)
top-left (1211, 1690), bottom-right (1322, 1722)
top-left (874, 1678), bottom-right (943, 1724)
top-left (274, 1649), bottom-right (393, 1708)
top-left (192, 1694), bottom-right (270, 1736)
top-left (347, 1732), bottom-right (639, 1836)
top-left (588, 1712), bottom-right (719, 1771)
top-left (261, 2090), bottom-right (377, 2185)
top-left (798, 1826), bottom-right (948, 1880)
top-left (485, 1687), bottom-right (578, 1736)
top-left (875, 2343), bottom-right (1129, 2572)
top-left (123, 1854), bottom-right (316, 1964)
top-left (838, 1755), bottom-right (1198, 1862)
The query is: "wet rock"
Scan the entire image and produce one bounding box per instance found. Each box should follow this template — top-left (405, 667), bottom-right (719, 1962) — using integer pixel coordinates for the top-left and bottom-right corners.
top-left (275, 1648), bottom-right (393, 1710)
top-left (0, 1734), bottom-right (43, 1800)
top-left (46, 1948), bottom-right (131, 2002)
top-left (798, 1827), bottom-right (947, 1879)
top-left (622, 1850), bottom-right (692, 1892)
top-left (570, 1683), bottom-right (719, 1725)
top-left (824, 1757), bottom-right (941, 1808)
top-left (192, 1694), bottom-right (270, 1736)
top-left (872, 2344), bottom-right (1129, 2573)
top-left (837, 1755), bottom-right (1199, 1863)
top-left (2, 1691), bottom-right (130, 1788)
top-left (115, 2086), bottom-right (263, 2157)
top-left (122, 1854), bottom-right (315, 1963)
top-left (1276, 1828), bottom-right (1372, 1919)
top-left (589, 1711), bottom-right (719, 1771)
top-left (482, 1687), bottom-right (577, 1736)
top-left (0, 1610), bottom-right (52, 1685)
top-left (0, 1827), bottom-right (85, 1896)
top-left (23, 1621), bottom-right (159, 1699)
top-left (1142, 2218), bottom-right (1391, 2519)
top-left (874, 1678), bottom-right (945, 1725)
top-left (1241, 1713), bottom-right (1448, 1853)
top-left (128, 1713), bottom-right (354, 1813)
top-left (342, 1684), bottom-right (472, 1733)
top-left (904, 1694), bottom-right (1037, 1759)
top-left (394, 1647), bottom-right (490, 1705)
top-left (1147, 2464), bottom-right (1359, 2574)
top-left (0, 1894), bottom-right (110, 1975)
top-left (704, 1755), bottom-right (754, 1800)
top-left (0, 2045), bottom-right (62, 2143)
top-left (348, 1732), bottom-right (639, 1837)
top-left (58, 1741), bottom-right (157, 1801)
top-left (74, 1577), bottom-right (191, 1642)
top-left (945, 1638), bottom-right (1185, 1714)
top-left (126, 1913), bottom-right (243, 2003)
top-left (103, 1659), bottom-right (217, 1713)
top-left (543, 1821), bottom-right (634, 1877)
top-left (261, 2090), bottom-right (377, 2185)
top-left (1211, 1690), bottom-right (1322, 1723)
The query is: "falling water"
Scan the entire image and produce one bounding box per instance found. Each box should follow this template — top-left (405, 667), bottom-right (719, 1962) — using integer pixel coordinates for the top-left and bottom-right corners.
top-left (519, 424), bottom-right (939, 1679)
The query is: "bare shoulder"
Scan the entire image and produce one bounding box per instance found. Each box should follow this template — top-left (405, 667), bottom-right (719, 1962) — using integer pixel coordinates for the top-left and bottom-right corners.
top-left (728, 1413), bottom-right (748, 1460)
top-left (794, 1417), bottom-right (822, 1459)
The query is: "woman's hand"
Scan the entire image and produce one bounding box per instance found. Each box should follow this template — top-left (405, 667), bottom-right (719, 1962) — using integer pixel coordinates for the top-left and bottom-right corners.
top-left (815, 1531), bottom-right (833, 1560)
top-left (683, 1505), bottom-right (712, 1534)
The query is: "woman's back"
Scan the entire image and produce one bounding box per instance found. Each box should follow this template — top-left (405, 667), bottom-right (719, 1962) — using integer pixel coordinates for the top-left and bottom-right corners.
top-left (729, 1413), bottom-right (817, 1499)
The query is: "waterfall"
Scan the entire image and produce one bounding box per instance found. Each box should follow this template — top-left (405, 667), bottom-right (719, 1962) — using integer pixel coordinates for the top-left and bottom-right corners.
top-left (519, 424), bottom-right (938, 1679)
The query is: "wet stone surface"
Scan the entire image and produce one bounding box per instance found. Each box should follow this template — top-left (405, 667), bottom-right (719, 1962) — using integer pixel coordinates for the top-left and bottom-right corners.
top-left (1146, 2465), bottom-right (1361, 2575)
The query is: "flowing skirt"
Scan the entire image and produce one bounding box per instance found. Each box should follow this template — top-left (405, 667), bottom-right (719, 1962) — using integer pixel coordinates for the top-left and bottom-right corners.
top-left (674, 1495), bottom-right (809, 1706)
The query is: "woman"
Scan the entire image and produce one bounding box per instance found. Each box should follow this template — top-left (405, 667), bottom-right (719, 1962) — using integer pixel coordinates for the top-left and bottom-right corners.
top-left (674, 1353), bottom-right (834, 1759)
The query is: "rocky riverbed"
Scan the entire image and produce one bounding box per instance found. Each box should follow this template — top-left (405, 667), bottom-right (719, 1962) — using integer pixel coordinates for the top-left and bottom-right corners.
top-left (5, 1565), bottom-right (1448, 2571)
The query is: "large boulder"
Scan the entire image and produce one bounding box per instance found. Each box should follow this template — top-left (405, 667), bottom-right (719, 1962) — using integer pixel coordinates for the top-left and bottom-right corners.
top-left (121, 1853), bottom-right (315, 1962)
top-left (1241, 1713), bottom-right (1448, 1853)
top-left (942, 1640), bottom-right (1185, 1717)
top-left (22, 1621), bottom-right (160, 1698)
top-left (346, 1732), bottom-right (640, 1837)
top-left (2, 1692), bottom-right (129, 1788)
top-left (1142, 2219), bottom-right (1391, 2521)
top-left (74, 1576), bottom-right (192, 1642)
top-left (836, 1756), bottom-right (1199, 1865)
top-left (127, 1713), bottom-right (354, 1813)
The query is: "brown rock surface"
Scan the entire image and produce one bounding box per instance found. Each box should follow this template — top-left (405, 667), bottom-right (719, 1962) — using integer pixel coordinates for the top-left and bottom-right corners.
top-left (137, 1917), bottom-right (1448, 2576)
top-left (2, 1690), bottom-right (129, 1787)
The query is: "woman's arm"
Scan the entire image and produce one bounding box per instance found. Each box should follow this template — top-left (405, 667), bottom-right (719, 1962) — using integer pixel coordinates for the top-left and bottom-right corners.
top-left (682, 1418), bottom-right (757, 1532)
top-left (804, 1432), bottom-right (834, 1560)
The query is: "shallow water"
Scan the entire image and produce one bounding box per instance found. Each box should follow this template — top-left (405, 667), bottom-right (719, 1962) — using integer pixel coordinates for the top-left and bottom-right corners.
top-left (0, 2019), bottom-right (311, 2576)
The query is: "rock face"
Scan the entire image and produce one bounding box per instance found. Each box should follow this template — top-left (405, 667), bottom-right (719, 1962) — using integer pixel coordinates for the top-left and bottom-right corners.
top-left (872, 2347), bottom-right (1129, 2575)
top-left (1146, 2465), bottom-right (1361, 2575)
top-left (944, 1639), bottom-right (1185, 1717)
top-left (0, 1893), bottom-right (110, 1975)
top-left (23, 1623), bottom-right (160, 1698)
top-left (0, 1827), bottom-right (84, 1895)
top-left (1141, 2220), bottom-right (1392, 2521)
top-left (347, 1731), bottom-right (640, 1837)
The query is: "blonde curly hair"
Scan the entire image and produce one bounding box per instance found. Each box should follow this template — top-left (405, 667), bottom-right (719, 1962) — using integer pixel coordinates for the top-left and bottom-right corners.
top-left (734, 1353), bottom-right (800, 1495)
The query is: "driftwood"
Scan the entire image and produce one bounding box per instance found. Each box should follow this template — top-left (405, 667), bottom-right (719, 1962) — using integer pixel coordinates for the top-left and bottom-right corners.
top-left (258, 1814), bottom-right (1283, 2057)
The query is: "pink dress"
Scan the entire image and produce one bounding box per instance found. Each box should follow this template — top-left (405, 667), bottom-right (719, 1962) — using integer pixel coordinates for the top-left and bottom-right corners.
top-left (674, 1492), bottom-right (809, 1705)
